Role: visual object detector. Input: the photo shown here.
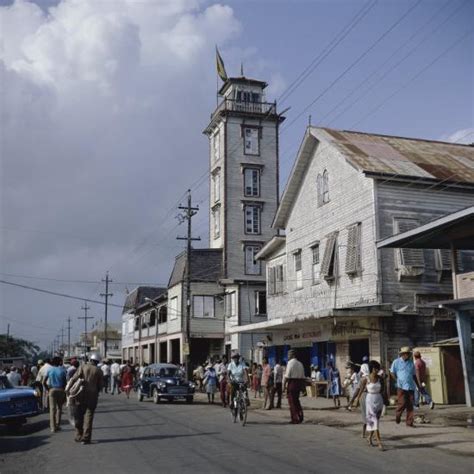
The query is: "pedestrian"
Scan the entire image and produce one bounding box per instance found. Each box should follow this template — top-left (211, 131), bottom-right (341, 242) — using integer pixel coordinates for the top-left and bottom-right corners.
top-left (30, 363), bottom-right (38, 381)
top-left (101, 360), bottom-right (110, 394)
top-left (360, 356), bottom-right (369, 377)
top-left (44, 356), bottom-right (67, 433)
top-left (251, 363), bottom-right (262, 398)
top-left (193, 364), bottom-right (205, 392)
top-left (413, 351), bottom-right (435, 410)
top-left (390, 346), bottom-right (419, 427)
top-left (121, 365), bottom-right (134, 399)
top-left (217, 356), bottom-right (228, 407)
top-left (344, 362), bottom-right (360, 409)
top-left (67, 359), bottom-right (80, 381)
top-left (271, 359), bottom-right (284, 409)
top-left (20, 365), bottom-right (30, 386)
top-left (69, 353), bottom-right (104, 444)
top-left (327, 361), bottom-right (341, 408)
top-left (261, 357), bottom-right (272, 409)
top-left (7, 366), bottom-right (21, 386)
top-left (284, 350), bottom-right (305, 424)
top-left (356, 360), bottom-right (386, 451)
top-left (204, 365), bottom-right (218, 404)
top-left (37, 358), bottom-right (52, 411)
top-left (110, 359), bottom-right (121, 394)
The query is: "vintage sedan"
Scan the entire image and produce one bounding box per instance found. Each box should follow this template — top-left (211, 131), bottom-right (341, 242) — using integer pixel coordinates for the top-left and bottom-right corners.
top-left (0, 375), bottom-right (41, 431)
top-left (137, 363), bottom-right (195, 404)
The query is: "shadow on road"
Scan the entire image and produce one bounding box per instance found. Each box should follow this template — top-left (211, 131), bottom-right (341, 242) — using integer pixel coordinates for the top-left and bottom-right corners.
top-left (97, 431), bottom-right (220, 444)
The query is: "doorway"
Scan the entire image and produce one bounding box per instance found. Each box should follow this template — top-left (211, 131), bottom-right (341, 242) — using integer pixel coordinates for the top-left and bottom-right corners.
top-left (159, 341), bottom-right (167, 363)
top-left (170, 339), bottom-right (181, 364)
top-left (349, 339), bottom-right (370, 366)
top-left (294, 346), bottom-right (312, 376)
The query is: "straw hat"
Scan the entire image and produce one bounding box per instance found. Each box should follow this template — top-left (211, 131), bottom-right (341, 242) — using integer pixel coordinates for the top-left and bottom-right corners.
top-left (399, 346), bottom-right (412, 354)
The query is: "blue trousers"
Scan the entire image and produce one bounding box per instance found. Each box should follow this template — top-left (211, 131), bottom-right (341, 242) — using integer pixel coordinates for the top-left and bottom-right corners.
top-left (414, 386), bottom-right (432, 406)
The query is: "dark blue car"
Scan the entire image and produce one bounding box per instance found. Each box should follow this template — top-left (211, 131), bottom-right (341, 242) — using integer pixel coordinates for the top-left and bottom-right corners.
top-left (137, 363), bottom-right (195, 404)
top-left (0, 375), bottom-right (41, 431)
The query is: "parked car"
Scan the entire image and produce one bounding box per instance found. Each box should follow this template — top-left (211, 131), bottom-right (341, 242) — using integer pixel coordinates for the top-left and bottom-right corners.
top-left (0, 375), bottom-right (41, 432)
top-left (137, 363), bottom-right (195, 404)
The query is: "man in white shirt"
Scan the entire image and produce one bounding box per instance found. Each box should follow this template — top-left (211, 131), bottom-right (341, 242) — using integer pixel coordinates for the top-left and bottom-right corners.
top-left (101, 361), bottom-right (111, 393)
top-left (271, 360), bottom-right (284, 409)
top-left (37, 359), bottom-right (52, 410)
top-left (110, 360), bottom-right (121, 395)
top-left (7, 367), bottom-right (21, 386)
top-left (284, 350), bottom-right (305, 424)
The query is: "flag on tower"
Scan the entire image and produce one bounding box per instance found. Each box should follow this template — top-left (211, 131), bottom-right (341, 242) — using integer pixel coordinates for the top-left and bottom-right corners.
top-left (216, 46), bottom-right (228, 82)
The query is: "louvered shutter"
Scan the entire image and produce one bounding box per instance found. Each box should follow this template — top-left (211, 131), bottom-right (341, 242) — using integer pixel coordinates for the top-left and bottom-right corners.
top-left (320, 233), bottom-right (337, 278)
top-left (345, 223), bottom-right (361, 275)
top-left (395, 219), bottom-right (425, 267)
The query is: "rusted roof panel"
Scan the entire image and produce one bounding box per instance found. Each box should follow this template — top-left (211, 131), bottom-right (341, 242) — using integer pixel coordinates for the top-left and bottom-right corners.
top-left (319, 128), bottom-right (474, 184)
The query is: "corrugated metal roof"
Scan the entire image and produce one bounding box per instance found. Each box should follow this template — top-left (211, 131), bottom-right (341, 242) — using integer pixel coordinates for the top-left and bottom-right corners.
top-left (122, 286), bottom-right (167, 314)
top-left (319, 128), bottom-right (474, 183)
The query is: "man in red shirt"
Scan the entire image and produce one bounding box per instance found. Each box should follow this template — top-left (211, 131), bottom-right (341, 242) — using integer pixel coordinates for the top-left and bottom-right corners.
top-left (413, 351), bottom-right (434, 409)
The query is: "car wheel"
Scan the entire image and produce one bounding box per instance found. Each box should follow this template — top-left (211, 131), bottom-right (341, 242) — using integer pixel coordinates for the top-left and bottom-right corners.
top-left (153, 388), bottom-right (160, 404)
top-left (186, 397), bottom-right (193, 404)
top-left (137, 388), bottom-right (144, 402)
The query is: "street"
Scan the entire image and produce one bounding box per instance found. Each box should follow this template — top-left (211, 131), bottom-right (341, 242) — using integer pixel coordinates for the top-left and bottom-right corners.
top-left (1, 394), bottom-right (473, 474)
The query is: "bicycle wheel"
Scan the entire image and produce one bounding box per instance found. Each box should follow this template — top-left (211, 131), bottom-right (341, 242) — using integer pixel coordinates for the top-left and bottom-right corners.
top-left (239, 395), bottom-right (247, 426)
top-left (231, 398), bottom-right (238, 423)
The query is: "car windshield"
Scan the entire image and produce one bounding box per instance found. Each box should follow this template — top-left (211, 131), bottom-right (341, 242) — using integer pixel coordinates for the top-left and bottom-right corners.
top-left (157, 367), bottom-right (180, 377)
top-left (0, 376), bottom-right (13, 390)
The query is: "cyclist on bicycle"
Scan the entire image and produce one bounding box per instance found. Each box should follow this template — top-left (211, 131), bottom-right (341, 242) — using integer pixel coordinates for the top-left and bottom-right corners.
top-left (227, 353), bottom-right (249, 408)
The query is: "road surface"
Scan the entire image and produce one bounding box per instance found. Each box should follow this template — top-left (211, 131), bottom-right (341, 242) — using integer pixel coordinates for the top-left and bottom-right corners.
top-left (1, 393), bottom-right (472, 473)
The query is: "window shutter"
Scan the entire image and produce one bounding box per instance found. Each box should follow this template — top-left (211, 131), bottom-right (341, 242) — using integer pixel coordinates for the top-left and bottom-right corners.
top-left (316, 174), bottom-right (322, 207)
top-left (345, 223), bottom-right (361, 275)
top-left (320, 233), bottom-right (337, 278)
top-left (395, 219), bottom-right (425, 267)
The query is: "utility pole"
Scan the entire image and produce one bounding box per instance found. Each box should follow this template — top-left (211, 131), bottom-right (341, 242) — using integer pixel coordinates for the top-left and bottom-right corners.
top-left (177, 190), bottom-right (201, 379)
top-left (78, 301), bottom-right (93, 358)
top-left (60, 326), bottom-right (65, 355)
top-left (66, 317), bottom-right (72, 357)
top-left (100, 272), bottom-right (113, 359)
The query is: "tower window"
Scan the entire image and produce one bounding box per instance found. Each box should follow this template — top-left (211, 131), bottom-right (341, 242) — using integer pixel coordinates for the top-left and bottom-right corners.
top-left (317, 170), bottom-right (329, 206)
top-left (244, 205), bottom-right (261, 234)
top-left (213, 130), bottom-right (220, 162)
top-left (213, 172), bottom-right (221, 202)
top-left (243, 168), bottom-right (260, 197)
top-left (254, 291), bottom-right (267, 315)
top-left (243, 127), bottom-right (260, 155)
top-left (311, 244), bottom-right (320, 284)
top-left (213, 206), bottom-right (220, 239)
top-left (244, 245), bottom-right (261, 275)
top-left (294, 250), bottom-right (303, 289)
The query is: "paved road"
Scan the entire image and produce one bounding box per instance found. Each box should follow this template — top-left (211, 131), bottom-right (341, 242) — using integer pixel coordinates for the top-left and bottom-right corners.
top-left (1, 394), bottom-right (472, 474)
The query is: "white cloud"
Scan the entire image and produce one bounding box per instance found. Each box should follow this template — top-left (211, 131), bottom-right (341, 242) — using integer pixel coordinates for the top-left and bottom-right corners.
top-left (0, 0), bottom-right (251, 343)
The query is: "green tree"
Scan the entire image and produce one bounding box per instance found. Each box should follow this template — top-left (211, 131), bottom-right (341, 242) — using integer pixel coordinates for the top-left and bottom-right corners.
top-left (0, 334), bottom-right (40, 361)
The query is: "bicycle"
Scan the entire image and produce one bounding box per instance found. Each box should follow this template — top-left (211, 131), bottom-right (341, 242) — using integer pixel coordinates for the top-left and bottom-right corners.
top-left (230, 381), bottom-right (248, 426)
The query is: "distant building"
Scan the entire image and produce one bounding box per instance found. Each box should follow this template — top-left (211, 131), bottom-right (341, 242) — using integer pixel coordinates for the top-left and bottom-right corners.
top-left (235, 127), bottom-right (474, 372)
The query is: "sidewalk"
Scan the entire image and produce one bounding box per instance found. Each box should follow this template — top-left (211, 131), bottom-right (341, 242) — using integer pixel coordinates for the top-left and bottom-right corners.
top-left (247, 394), bottom-right (474, 457)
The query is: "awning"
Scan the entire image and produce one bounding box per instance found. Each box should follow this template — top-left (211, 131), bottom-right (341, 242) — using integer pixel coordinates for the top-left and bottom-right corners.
top-left (376, 206), bottom-right (474, 250)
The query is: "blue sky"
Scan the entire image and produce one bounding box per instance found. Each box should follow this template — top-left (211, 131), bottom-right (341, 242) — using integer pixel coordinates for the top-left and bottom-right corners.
top-left (0, 0), bottom-right (472, 348)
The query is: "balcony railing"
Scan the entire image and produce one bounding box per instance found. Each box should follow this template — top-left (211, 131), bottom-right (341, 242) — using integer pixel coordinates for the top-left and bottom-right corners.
top-left (213, 99), bottom-right (277, 117)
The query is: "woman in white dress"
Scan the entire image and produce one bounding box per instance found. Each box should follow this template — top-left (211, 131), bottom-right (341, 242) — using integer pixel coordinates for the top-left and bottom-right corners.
top-left (356, 360), bottom-right (386, 451)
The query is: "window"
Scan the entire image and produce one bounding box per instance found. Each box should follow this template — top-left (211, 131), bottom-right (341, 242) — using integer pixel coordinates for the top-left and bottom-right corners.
top-left (320, 232), bottom-right (338, 281)
top-left (268, 264), bottom-right (285, 295)
top-left (245, 205), bottom-right (261, 234)
top-left (316, 174), bottom-right (323, 207)
top-left (245, 245), bottom-right (261, 275)
top-left (158, 306), bottom-right (167, 324)
top-left (393, 218), bottom-right (425, 274)
top-left (345, 223), bottom-right (362, 276)
top-left (213, 206), bottom-right (220, 239)
top-left (213, 172), bottom-right (220, 202)
top-left (213, 130), bottom-right (220, 162)
top-left (294, 250), bottom-right (303, 289)
top-left (149, 310), bottom-right (156, 326)
top-left (134, 316), bottom-right (140, 331)
top-left (169, 296), bottom-right (178, 320)
top-left (255, 291), bottom-right (267, 315)
top-left (243, 127), bottom-right (260, 155)
top-left (193, 296), bottom-right (215, 318)
top-left (244, 168), bottom-right (260, 197)
top-left (225, 292), bottom-right (236, 317)
top-left (127, 318), bottom-right (134, 334)
top-left (322, 170), bottom-right (329, 203)
top-left (311, 244), bottom-right (320, 284)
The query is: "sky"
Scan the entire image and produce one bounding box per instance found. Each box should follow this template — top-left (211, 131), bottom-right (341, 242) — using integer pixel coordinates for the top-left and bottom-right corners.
top-left (0, 0), bottom-right (473, 350)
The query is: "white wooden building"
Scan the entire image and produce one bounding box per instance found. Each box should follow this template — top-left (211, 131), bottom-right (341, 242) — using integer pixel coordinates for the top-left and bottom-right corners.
top-left (233, 127), bottom-right (474, 373)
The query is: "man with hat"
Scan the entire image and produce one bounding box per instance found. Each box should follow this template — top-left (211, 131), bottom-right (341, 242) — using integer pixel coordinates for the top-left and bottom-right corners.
top-left (390, 347), bottom-right (419, 427)
top-left (283, 349), bottom-right (305, 424)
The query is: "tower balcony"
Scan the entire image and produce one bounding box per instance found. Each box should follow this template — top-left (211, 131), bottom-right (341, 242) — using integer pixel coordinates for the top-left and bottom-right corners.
top-left (212, 98), bottom-right (277, 118)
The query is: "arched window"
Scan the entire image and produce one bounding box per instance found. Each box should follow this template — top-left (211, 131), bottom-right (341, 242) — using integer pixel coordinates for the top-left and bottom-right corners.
top-left (322, 170), bottom-right (329, 203)
top-left (316, 173), bottom-right (323, 206)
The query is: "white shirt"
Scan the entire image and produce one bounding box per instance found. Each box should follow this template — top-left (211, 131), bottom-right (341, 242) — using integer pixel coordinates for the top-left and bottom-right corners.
top-left (284, 358), bottom-right (305, 380)
top-left (7, 371), bottom-right (21, 386)
top-left (37, 363), bottom-right (52, 383)
top-left (274, 364), bottom-right (284, 384)
top-left (111, 362), bottom-right (121, 376)
top-left (101, 364), bottom-right (110, 376)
